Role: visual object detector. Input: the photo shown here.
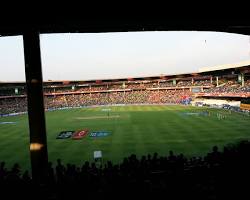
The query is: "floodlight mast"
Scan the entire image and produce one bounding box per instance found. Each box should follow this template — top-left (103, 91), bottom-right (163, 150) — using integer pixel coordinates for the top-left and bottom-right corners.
top-left (23, 31), bottom-right (49, 185)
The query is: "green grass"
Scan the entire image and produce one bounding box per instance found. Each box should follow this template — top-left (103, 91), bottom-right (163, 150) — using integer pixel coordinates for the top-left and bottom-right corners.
top-left (0, 105), bottom-right (250, 171)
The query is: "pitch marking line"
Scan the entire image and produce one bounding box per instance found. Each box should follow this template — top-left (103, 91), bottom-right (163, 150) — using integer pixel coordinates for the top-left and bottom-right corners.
top-left (75, 115), bottom-right (121, 120)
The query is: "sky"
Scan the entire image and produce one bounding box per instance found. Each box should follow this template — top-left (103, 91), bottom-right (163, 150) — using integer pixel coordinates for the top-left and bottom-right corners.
top-left (0, 31), bottom-right (250, 82)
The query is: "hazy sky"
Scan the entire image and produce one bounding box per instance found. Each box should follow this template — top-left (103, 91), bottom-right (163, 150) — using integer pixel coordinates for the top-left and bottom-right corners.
top-left (0, 31), bottom-right (250, 82)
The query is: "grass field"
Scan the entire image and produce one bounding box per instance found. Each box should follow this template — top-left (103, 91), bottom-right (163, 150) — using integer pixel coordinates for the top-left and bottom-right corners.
top-left (0, 105), bottom-right (250, 171)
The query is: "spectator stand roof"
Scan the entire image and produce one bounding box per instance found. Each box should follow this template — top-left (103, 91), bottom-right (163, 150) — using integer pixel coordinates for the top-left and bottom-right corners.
top-left (199, 60), bottom-right (250, 73)
top-left (1, 63), bottom-right (250, 87)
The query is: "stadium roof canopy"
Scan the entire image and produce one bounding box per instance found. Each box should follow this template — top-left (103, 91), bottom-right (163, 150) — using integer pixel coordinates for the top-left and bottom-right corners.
top-left (1, 63), bottom-right (250, 86)
top-left (199, 60), bottom-right (250, 73)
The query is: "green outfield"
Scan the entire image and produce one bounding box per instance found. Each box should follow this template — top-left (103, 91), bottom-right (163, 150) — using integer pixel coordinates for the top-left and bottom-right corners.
top-left (0, 105), bottom-right (250, 171)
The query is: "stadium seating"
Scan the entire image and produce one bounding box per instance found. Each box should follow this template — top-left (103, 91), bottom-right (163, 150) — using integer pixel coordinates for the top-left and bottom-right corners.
top-left (0, 89), bottom-right (192, 114)
top-left (1, 76), bottom-right (250, 115)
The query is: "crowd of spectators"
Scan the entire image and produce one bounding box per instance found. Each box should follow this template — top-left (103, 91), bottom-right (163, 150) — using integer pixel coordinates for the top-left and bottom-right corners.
top-left (2, 78), bottom-right (249, 99)
top-left (0, 89), bottom-right (192, 114)
top-left (2, 78), bottom-right (250, 115)
top-left (158, 81), bottom-right (175, 87)
top-left (0, 140), bottom-right (249, 199)
top-left (204, 80), bottom-right (250, 95)
top-left (0, 97), bottom-right (27, 114)
top-left (40, 79), bottom-right (214, 94)
top-left (50, 89), bottom-right (192, 109)
top-left (177, 80), bottom-right (193, 87)
top-left (193, 80), bottom-right (213, 86)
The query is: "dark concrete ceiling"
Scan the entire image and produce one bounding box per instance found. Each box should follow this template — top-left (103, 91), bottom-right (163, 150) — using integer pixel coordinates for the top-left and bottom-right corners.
top-left (0, 7), bottom-right (250, 36)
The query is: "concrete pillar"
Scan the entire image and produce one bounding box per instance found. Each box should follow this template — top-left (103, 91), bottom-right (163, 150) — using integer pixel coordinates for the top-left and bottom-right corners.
top-left (173, 79), bottom-right (176, 86)
top-left (241, 73), bottom-right (245, 87)
top-left (23, 31), bottom-right (48, 184)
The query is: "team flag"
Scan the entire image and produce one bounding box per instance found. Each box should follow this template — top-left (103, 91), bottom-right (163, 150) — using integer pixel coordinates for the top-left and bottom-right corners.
top-left (72, 129), bottom-right (89, 139)
top-left (56, 131), bottom-right (74, 139)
